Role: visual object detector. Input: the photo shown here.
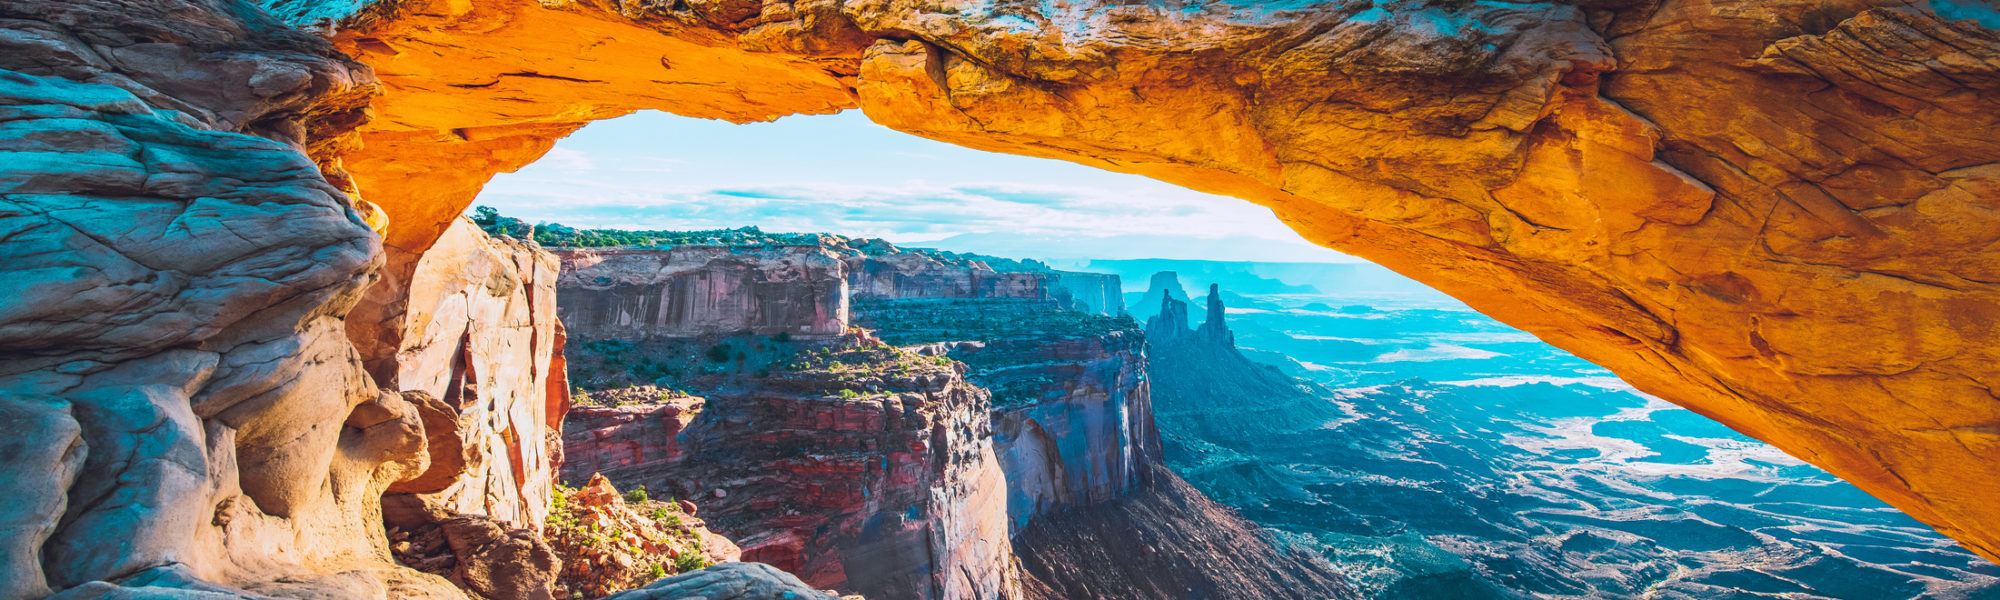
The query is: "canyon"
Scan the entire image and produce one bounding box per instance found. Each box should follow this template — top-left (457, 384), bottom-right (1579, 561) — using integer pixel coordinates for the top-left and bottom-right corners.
top-left (554, 235), bottom-right (1348, 599)
top-left (0, 0), bottom-right (1997, 598)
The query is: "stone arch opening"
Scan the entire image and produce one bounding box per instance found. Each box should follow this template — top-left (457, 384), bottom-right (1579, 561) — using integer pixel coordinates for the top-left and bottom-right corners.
top-left (2, 0), bottom-right (1997, 595)
top-left (303, 0), bottom-right (2000, 564)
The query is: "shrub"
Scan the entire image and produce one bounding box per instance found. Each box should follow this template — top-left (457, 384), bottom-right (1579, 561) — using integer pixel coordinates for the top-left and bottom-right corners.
top-left (838, 389), bottom-right (861, 400)
top-left (624, 486), bottom-right (649, 504)
top-left (672, 552), bottom-right (711, 573)
top-left (705, 344), bottom-right (731, 363)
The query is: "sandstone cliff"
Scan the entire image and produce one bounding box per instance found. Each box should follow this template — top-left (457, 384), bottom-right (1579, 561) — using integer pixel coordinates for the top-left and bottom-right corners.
top-left (1050, 271), bottom-right (1124, 317)
top-left (853, 294), bottom-right (1353, 599)
top-left (560, 334), bottom-right (1019, 600)
top-left (855, 298), bottom-right (1155, 532)
top-left (556, 246), bottom-right (850, 340)
top-left (553, 234), bottom-right (1116, 341)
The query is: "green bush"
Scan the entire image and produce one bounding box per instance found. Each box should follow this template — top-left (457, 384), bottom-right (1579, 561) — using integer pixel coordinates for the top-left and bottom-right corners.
top-left (672, 552), bottom-right (711, 573)
top-left (624, 486), bottom-right (649, 504)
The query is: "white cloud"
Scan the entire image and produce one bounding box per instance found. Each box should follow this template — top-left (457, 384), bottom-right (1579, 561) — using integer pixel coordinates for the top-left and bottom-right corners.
top-left (1372, 344), bottom-right (1505, 363)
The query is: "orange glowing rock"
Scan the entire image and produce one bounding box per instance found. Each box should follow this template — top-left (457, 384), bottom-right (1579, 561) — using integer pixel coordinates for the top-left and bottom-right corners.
top-left (324, 0), bottom-right (2000, 564)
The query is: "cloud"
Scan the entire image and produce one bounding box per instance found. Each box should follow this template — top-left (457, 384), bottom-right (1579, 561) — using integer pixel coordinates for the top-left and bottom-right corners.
top-left (535, 147), bottom-right (595, 172)
top-left (478, 179), bottom-right (1316, 249)
top-left (469, 110), bottom-right (1361, 262)
top-left (1372, 344), bottom-right (1505, 363)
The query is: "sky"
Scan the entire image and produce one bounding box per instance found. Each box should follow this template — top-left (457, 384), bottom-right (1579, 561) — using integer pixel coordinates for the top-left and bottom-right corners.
top-left (472, 110), bottom-right (1360, 263)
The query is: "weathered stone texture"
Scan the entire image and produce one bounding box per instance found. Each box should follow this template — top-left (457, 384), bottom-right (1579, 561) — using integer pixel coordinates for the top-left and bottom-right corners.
top-left (0, 1), bottom-right (448, 594)
top-left (390, 218), bottom-right (567, 530)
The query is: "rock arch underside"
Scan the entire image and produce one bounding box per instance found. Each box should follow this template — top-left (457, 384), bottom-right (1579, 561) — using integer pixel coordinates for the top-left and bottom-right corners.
top-left (0, 0), bottom-right (1997, 596)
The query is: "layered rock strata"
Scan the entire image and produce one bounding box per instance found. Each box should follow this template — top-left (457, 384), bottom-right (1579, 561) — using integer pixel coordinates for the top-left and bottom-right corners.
top-left (855, 298), bottom-right (1156, 531)
top-left (562, 336), bottom-right (1018, 600)
top-left (555, 238), bottom-right (1117, 340)
top-left (854, 295), bottom-right (1352, 598)
top-left (557, 246), bottom-right (850, 340)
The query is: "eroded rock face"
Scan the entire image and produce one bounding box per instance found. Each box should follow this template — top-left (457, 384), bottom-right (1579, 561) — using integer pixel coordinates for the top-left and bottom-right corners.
top-left (1051, 272), bottom-right (1124, 317)
top-left (388, 218), bottom-right (567, 531)
top-left (295, 0), bottom-right (2000, 562)
top-left (0, 1), bottom-right (457, 595)
top-left (557, 246), bottom-right (851, 340)
top-left (854, 299), bottom-right (1157, 532)
top-left (562, 337), bottom-right (1019, 600)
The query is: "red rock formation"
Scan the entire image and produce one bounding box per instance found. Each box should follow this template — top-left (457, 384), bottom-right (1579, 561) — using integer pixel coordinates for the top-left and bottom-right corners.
top-left (557, 246), bottom-right (851, 340)
top-left (560, 391), bottom-right (705, 488)
top-left (853, 298), bottom-right (1158, 530)
top-left (854, 295), bottom-right (1350, 598)
top-left (563, 338), bottom-right (1019, 599)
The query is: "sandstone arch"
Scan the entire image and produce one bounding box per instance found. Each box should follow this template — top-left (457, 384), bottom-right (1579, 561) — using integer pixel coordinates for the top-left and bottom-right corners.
top-left (315, 0), bottom-right (2000, 562)
top-left (0, 0), bottom-right (1997, 596)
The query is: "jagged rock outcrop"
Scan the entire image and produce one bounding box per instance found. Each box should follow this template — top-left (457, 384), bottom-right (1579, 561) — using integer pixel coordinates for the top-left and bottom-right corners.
top-left (557, 246), bottom-right (850, 340)
top-left (6, 0), bottom-right (2000, 596)
top-left (562, 336), bottom-right (1018, 600)
top-left (1128, 272), bottom-right (1191, 322)
top-left (543, 474), bottom-right (742, 599)
top-left (381, 494), bottom-right (561, 600)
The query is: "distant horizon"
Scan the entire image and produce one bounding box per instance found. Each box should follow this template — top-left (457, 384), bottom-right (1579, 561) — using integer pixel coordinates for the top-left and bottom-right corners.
top-left (471, 110), bottom-right (1361, 264)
